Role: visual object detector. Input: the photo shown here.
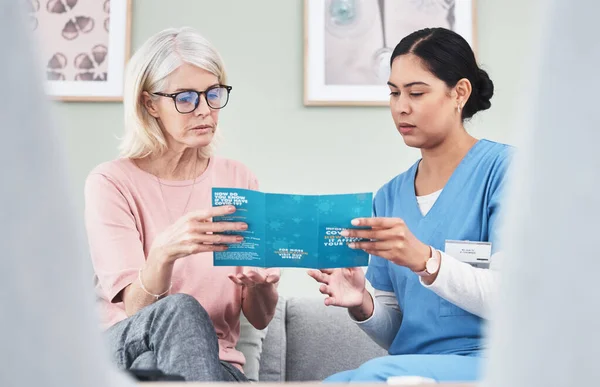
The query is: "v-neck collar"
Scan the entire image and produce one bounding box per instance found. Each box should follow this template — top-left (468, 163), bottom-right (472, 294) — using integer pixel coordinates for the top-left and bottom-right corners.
top-left (401, 139), bottom-right (488, 239)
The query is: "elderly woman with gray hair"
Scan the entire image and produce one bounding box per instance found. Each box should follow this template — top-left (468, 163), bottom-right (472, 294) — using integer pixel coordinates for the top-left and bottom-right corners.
top-left (84, 27), bottom-right (279, 382)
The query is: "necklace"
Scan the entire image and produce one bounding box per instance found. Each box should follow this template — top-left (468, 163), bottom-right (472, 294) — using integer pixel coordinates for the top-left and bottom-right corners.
top-left (156, 154), bottom-right (199, 224)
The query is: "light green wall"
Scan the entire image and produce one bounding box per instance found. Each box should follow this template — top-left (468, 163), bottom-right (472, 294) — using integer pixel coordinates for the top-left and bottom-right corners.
top-left (51, 0), bottom-right (541, 297)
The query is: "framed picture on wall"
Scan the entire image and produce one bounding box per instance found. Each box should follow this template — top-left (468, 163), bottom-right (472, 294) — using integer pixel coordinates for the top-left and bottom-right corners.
top-left (304, 0), bottom-right (477, 106)
top-left (28, 0), bottom-right (132, 101)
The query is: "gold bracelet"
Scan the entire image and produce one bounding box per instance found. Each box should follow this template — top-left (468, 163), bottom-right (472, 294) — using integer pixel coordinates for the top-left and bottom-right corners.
top-left (138, 268), bottom-right (172, 300)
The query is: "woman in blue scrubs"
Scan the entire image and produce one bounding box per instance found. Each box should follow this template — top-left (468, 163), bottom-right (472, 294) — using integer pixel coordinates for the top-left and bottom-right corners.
top-left (308, 27), bottom-right (513, 383)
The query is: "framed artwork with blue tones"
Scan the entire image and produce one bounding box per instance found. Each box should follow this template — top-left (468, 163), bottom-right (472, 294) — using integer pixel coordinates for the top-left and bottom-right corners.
top-left (304, 0), bottom-right (477, 106)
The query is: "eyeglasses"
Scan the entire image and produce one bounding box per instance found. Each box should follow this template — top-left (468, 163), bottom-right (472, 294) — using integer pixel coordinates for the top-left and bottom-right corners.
top-left (152, 85), bottom-right (232, 114)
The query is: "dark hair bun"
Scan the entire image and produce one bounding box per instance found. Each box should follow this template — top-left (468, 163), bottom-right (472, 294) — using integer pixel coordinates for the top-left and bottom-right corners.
top-left (476, 68), bottom-right (494, 111)
top-left (462, 68), bottom-right (493, 119)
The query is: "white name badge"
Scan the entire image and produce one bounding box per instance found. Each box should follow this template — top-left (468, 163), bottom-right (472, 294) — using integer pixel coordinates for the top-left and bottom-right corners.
top-left (445, 240), bottom-right (492, 269)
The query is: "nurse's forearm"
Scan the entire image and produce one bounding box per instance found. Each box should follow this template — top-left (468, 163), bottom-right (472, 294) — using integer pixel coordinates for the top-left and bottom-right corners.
top-left (349, 289), bottom-right (375, 321)
top-left (350, 290), bottom-right (403, 350)
top-left (421, 252), bottom-right (501, 318)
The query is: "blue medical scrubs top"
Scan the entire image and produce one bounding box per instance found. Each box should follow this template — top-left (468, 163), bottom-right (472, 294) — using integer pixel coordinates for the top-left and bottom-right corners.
top-left (366, 139), bottom-right (513, 357)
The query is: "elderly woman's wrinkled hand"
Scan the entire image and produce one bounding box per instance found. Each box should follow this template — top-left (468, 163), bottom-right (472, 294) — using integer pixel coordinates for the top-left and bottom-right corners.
top-left (148, 205), bottom-right (247, 264)
top-left (228, 268), bottom-right (280, 288)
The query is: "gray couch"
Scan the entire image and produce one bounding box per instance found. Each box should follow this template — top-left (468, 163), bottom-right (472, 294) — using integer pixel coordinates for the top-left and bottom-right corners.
top-left (238, 297), bottom-right (387, 382)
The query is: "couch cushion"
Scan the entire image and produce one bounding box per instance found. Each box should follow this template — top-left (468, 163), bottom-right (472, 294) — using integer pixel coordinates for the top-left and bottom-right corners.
top-left (258, 297), bottom-right (287, 382)
top-left (284, 297), bottom-right (387, 381)
top-left (237, 311), bottom-right (268, 381)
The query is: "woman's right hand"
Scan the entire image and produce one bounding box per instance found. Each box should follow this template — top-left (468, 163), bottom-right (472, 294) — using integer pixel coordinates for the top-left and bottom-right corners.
top-left (148, 205), bottom-right (247, 265)
top-left (307, 268), bottom-right (367, 308)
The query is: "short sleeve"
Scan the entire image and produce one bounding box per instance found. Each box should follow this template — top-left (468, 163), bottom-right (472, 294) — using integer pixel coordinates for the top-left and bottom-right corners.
top-left (487, 148), bottom-right (514, 254)
top-left (248, 172), bottom-right (259, 190)
top-left (84, 173), bottom-right (145, 303)
top-left (366, 256), bottom-right (393, 292)
top-left (365, 191), bottom-right (394, 292)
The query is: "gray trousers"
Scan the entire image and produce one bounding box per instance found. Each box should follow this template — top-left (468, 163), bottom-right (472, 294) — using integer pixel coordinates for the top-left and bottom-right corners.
top-left (105, 293), bottom-right (248, 382)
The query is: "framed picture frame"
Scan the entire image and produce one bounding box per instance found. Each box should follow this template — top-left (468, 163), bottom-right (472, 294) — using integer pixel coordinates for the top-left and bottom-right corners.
top-left (28, 0), bottom-right (133, 101)
top-left (304, 0), bottom-right (477, 106)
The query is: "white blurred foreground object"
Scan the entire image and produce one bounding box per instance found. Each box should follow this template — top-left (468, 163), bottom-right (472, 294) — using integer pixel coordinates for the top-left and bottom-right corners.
top-left (483, 0), bottom-right (600, 386)
top-left (0, 2), bottom-right (133, 387)
top-left (387, 375), bottom-right (437, 385)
